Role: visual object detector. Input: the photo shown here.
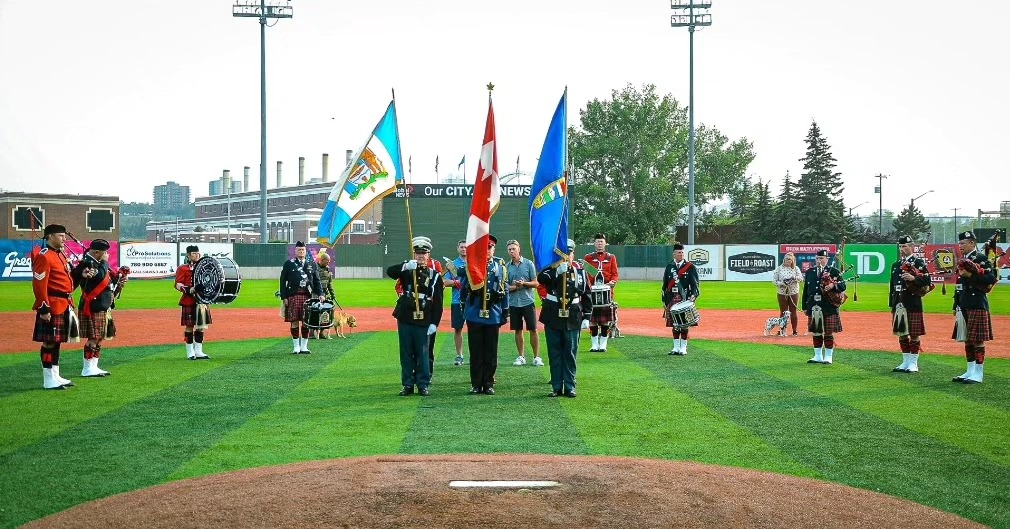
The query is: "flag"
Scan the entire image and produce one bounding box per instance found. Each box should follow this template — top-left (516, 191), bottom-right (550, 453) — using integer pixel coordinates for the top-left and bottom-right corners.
top-left (435, 155), bottom-right (439, 173)
top-left (529, 90), bottom-right (569, 271)
top-left (316, 100), bottom-right (403, 245)
top-left (465, 99), bottom-right (500, 289)
top-left (457, 155), bottom-right (465, 170)
top-left (408, 155), bottom-right (412, 174)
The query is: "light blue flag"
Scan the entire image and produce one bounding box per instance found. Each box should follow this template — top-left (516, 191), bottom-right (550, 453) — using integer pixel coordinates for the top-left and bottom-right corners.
top-left (529, 90), bottom-right (569, 272)
top-left (317, 101), bottom-right (403, 245)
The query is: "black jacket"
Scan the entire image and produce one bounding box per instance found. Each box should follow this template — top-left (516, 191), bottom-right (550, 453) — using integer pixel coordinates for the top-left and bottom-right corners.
top-left (953, 249), bottom-right (996, 311)
top-left (661, 260), bottom-right (700, 306)
top-left (802, 266), bottom-right (846, 316)
top-left (72, 253), bottom-right (115, 314)
top-left (538, 264), bottom-right (592, 331)
top-left (888, 255), bottom-right (931, 312)
top-left (387, 262), bottom-right (445, 327)
top-left (279, 258), bottom-right (322, 299)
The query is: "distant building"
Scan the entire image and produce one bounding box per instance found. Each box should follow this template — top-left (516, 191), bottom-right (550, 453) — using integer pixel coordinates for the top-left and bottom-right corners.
top-left (0, 191), bottom-right (120, 241)
top-left (153, 181), bottom-right (191, 212)
top-left (209, 179), bottom-right (243, 197)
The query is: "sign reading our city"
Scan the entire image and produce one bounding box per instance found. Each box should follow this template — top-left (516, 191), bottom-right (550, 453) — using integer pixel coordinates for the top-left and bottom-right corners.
top-left (394, 184), bottom-right (531, 198)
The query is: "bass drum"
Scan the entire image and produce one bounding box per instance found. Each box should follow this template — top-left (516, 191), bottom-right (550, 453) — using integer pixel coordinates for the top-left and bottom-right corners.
top-left (192, 256), bottom-right (243, 304)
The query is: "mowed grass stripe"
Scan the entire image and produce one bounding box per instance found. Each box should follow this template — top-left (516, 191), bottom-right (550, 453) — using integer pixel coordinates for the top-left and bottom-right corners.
top-left (402, 335), bottom-right (589, 455)
top-left (566, 339), bottom-right (817, 476)
top-left (714, 342), bottom-right (1010, 466)
top-left (671, 340), bottom-right (1010, 528)
top-left (0, 338), bottom-right (340, 528)
top-left (170, 333), bottom-right (414, 480)
top-left (0, 343), bottom-right (263, 456)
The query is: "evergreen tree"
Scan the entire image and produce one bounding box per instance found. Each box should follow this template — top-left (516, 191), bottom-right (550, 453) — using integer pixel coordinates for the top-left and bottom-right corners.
top-left (774, 171), bottom-right (803, 242)
top-left (792, 121), bottom-right (847, 243)
top-left (741, 178), bottom-right (775, 243)
top-left (892, 203), bottom-right (931, 241)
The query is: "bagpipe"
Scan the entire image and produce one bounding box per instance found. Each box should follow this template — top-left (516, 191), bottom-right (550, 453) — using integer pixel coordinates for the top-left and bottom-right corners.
top-left (958, 231), bottom-right (1001, 294)
top-left (900, 262), bottom-right (934, 297)
top-left (821, 240), bottom-right (852, 307)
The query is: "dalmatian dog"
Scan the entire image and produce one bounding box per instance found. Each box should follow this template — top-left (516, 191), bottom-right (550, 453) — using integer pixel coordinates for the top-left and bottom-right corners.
top-left (764, 310), bottom-right (790, 336)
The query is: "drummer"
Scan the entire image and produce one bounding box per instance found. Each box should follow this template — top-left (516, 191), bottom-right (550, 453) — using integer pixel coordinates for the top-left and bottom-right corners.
top-left (279, 241), bottom-right (324, 354)
top-left (175, 245), bottom-right (210, 360)
top-left (662, 242), bottom-right (700, 355)
top-left (584, 233), bottom-right (619, 352)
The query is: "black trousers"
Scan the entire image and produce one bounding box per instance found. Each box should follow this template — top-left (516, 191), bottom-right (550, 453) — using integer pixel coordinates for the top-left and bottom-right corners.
top-left (467, 322), bottom-right (499, 390)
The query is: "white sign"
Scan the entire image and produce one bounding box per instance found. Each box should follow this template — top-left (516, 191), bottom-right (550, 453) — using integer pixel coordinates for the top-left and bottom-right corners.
top-left (120, 243), bottom-right (177, 279)
top-left (725, 245), bottom-right (779, 282)
top-left (685, 245), bottom-right (724, 281)
top-left (178, 243), bottom-right (234, 266)
top-left (851, 251), bottom-right (887, 276)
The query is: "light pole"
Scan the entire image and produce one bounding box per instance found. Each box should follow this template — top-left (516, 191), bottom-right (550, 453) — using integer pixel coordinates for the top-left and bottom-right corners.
top-left (233, 0), bottom-right (293, 244)
top-left (873, 173), bottom-right (887, 234)
top-left (848, 201), bottom-right (867, 216)
top-left (952, 207), bottom-right (959, 240)
top-left (909, 190), bottom-right (933, 209)
top-left (670, 0), bottom-right (712, 245)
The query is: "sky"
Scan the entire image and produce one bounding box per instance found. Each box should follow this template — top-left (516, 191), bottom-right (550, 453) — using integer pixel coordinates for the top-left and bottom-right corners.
top-left (1, 0), bottom-right (1007, 220)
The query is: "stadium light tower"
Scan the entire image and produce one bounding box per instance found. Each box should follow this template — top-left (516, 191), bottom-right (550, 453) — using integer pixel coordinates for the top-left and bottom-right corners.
top-left (233, 0), bottom-right (293, 244)
top-left (670, 1), bottom-right (712, 245)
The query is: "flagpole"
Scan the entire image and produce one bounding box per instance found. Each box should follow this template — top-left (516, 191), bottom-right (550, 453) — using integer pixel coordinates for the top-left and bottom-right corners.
top-left (561, 86), bottom-right (570, 315)
top-left (391, 88), bottom-right (422, 319)
top-left (481, 86), bottom-right (493, 317)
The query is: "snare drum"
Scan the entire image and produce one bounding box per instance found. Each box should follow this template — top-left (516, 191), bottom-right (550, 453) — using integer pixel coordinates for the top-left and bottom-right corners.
top-left (668, 300), bottom-right (700, 327)
top-left (590, 284), bottom-right (613, 308)
top-left (192, 256), bottom-right (243, 304)
top-left (303, 299), bottom-right (335, 329)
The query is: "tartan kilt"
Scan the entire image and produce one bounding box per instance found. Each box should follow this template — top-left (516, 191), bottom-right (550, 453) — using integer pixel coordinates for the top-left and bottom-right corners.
top-left (807, 313), bottom-right (843, 334)
top-left (180, 305), bottom-right (213, 327)
top-left (80, 311), bottom-right (107, 340)
top-left (905, 311), bottom-right (926, 337)
top-left (590, 305), bottom-right (615, 326)
top-left (953, 309), bottom-right (993, 342)
top-left (284, 291), bottom-right (312, 323)
top-left (33, 310), bottom-right (70, 343)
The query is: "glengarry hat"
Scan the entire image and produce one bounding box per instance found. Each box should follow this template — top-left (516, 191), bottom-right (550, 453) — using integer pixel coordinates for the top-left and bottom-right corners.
top-left (42, 224), bottom-right (67, 238)
top-left (897, 235), bottom-right (913, 245)
top-left (815, 249), bottom-right (829, 257)
top-left (186, 245), bottom-right (200, 253)
top-left (957, 231), bottom-right (975, 241)
top-left (88, 239), bottom-right (111, 251)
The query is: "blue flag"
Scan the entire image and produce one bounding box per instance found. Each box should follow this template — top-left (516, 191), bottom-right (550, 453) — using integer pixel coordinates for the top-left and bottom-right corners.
top-left (529, 91), bottom-right (569, 271)
top-left (317, 101), bottom-right (404, 245)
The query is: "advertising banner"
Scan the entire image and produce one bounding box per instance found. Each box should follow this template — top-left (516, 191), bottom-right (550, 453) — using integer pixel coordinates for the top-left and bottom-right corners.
top-left (120, 243), bottom-right (177, 279)
top-left (0, 239), bottom-right (120, 280)
top-left (65, 240), bottom-right (120, 270)
top-left (178, 243), bottom-right (233, 266)
top-left (840, 244), bottom-right (897, 284)
top-left (924, 244), bottom-right (959, 285)
top-left (998, 243), bottom-right (1009, 285)
top-left (779, 244), bottom-right (836, 274)
top-left (725, 245), bottom-right (778, 282)
top-left (684, 245), bottom-right (724, 281)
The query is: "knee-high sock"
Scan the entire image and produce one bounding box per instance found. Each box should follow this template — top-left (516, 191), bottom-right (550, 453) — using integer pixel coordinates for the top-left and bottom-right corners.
top-left (965, 343), bottom-right (974, 362)
top-left (824, 335), bottom-right (835, 349)
top-left (194, 330), bottom-right (204, 343)
top-left (84, 343), bottom-right (96, 360)
top-left (290, 327), bottom-right (300, 339)
top-left (813, 336), bottom-right (824, 348)
top-left (300, 326), bottom-right (310, 339)
top-left (909, 339), bottom-right (920, 354)
top-left (974, 344), bottom-right (985, 365)
top-left (40, 345), bottom-right (55, 368)
top-left (185, 331), bottom-right (194, 344)
top-left (898, 336), bottom-right (910, 353)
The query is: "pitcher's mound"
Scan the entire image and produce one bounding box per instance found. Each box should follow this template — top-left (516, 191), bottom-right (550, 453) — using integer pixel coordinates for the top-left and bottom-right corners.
top-left (25, 455), bottom-right (982, 529)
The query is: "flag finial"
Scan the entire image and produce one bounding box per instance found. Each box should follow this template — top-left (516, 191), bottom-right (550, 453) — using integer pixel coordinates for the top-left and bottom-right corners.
top-left (486, 82), bottom-right (495, 92)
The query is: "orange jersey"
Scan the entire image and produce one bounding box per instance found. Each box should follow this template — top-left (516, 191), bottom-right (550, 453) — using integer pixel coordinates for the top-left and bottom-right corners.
top-left (32, 246), bottom-right (75, 314)
top-left (584, 251), bottom-right (619, 286)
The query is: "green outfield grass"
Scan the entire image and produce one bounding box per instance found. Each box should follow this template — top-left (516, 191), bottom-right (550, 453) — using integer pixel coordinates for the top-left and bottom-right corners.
top-left (3, 278), bottom-right (1007, 315)
top-left (0, 333), bottom-right (1007, 528)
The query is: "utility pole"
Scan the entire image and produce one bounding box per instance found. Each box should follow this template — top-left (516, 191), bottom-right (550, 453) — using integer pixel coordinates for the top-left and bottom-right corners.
top-left (952, 207), bottom-right (959, 237)
top-left (874, 173), bottom-right (887, 234)
top-left (233, 0), bottom-right (293, 244)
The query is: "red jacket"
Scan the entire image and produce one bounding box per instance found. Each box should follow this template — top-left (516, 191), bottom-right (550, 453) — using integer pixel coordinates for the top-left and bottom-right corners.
top-left (32, 246), bottom-right (75, 314)
top-left (175, 263), bottom-right (198, 306)
top-left (584, 251), bottom-right (619, 287)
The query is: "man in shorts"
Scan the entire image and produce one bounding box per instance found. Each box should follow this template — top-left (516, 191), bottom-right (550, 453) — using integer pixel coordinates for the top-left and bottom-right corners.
top-left (506, 239), bottom-right (542, 366)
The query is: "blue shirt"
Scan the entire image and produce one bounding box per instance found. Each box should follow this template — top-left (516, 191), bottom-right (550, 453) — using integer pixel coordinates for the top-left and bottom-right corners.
top-left (444, 256), bottom-right (466, 305)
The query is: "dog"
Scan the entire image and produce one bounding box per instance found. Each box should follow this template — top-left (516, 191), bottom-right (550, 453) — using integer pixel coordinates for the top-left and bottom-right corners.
top-left (333, 312), bottom-right (357, 338)
top-left (764, 310), bottom-right (790, 336)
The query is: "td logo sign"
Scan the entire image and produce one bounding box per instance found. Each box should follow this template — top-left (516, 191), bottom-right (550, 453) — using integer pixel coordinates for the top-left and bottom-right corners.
top-left (844, 245), bottom-right (897, 283)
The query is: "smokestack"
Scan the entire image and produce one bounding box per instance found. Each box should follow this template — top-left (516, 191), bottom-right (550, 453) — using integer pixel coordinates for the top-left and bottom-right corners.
top-left (322, 153), bottom-right (329, 182)
top-left (222, 169), bottom-right (231, 195)
top-left (298, 156), bottom-right (305, 185)
top-left (243, 166), bottom-right (250, 192)
top-left (276, 160), bottom-right (283, 188)
top-left (345, 149), bottom-right (353, 167)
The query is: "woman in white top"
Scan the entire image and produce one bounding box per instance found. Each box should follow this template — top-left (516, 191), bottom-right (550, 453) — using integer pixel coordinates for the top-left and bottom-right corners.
top-left (772, 252), bottom-right (803, 335)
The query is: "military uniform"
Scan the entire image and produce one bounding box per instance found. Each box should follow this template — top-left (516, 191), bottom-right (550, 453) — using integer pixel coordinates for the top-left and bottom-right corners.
top-left (662, 245), bottom-right (700, 355)
top-left (175, 245), bottom-right (210, 360)
top-left (888, 235), bottom-right (932, 373)
top-left (71, 239), bottom-right (118, 377)
top-left (279, 241), bottom-right (323, 354)
top-left (951, 231), bottom-right (996, 384)
top-left (584, 234), bottom-right (619, 352)
top-left (538, 244), bottom-right (591, 397)
top-left (387, 236), bottom-right (444, 396)
top-left (32, 224), bottom-right (77, 389)
top-left (802, 250), bottom-right (846, 364)
top-left (460, 246), bottom-right (509, 395)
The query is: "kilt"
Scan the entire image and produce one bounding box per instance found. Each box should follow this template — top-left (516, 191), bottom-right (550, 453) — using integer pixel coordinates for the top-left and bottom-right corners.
top-left (664, 293), bottom-right (698, 330)
top-left (590, 305), bottom-right (615, 327)
top-left (953, 309), bottom-right (993, 342)
top-left (284, 291), bottom-right (312, 323)
top-left (905, 311), bottom-right (925, 337)
top-left (807, 312), bottom-right (842, 334)
top-left (33, 310), bottom-right (70, 343)
top-left (181, 304), bottom-right (213, 327)
top-left (80, 311), bottom-right (107, 340)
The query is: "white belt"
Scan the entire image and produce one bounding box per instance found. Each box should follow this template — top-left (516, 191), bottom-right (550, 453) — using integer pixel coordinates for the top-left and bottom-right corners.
top-left (545, 294), bottom-right (579, 304)
top-left (404, 293), bottom-right (429, 300)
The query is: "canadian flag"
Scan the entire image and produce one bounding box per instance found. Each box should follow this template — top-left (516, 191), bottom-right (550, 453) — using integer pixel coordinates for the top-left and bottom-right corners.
top-left (465, 98), bottom-right (500, 289)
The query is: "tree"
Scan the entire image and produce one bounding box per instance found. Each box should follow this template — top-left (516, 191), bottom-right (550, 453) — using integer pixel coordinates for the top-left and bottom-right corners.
top-left (741, 178), bottom-right (775, 243)
top-left (788, 121), bottom-right (847, 244)
top-left (569, 83), bottom-right (755, 244)
top-left (892, 203), bottom-right (931, 241)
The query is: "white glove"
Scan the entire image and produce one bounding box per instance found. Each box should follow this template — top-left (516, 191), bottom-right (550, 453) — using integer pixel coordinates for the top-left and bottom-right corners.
top-left (404, 260), bottom-right (418, 271)
top-left (427, 324), bottom-right (437, 335)
top-left (557, 262), bottom-right (569, 274)
top-left (581, 319), bottom-right (590, 330)
top-left (176, 283), bottom-right (186, 292)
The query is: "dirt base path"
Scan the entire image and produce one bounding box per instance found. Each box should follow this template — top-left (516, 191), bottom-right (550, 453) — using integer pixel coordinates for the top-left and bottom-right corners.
top-left (24, 455), bottom-right (983, 529)
top-left (2, 308), bottom-right (1006, 357)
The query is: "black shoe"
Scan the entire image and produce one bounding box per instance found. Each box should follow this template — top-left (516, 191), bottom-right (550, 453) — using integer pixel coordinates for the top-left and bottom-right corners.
top-left (564, 390), bottom-right (577, 398)
top-left (484, 387), bottom-right (495, 395)
top-left (298, 350), bottom-right (312, 355)
top-left (548, 391), bottom-right (561, 398)
top-left (470, 387), bottom-right (482, 394)
top-left (419, 387), bottom-right (430, 396)
top-left (398, 386), bottom-right (414, 396)
top-left (952, 376), bottom-right (966, 382)
top-left (962, 378), bottom-right (981, 385)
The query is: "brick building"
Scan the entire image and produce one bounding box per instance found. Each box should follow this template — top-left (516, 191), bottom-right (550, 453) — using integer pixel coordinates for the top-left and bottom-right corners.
top-left (1, 191), bottom-right (120, 241)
